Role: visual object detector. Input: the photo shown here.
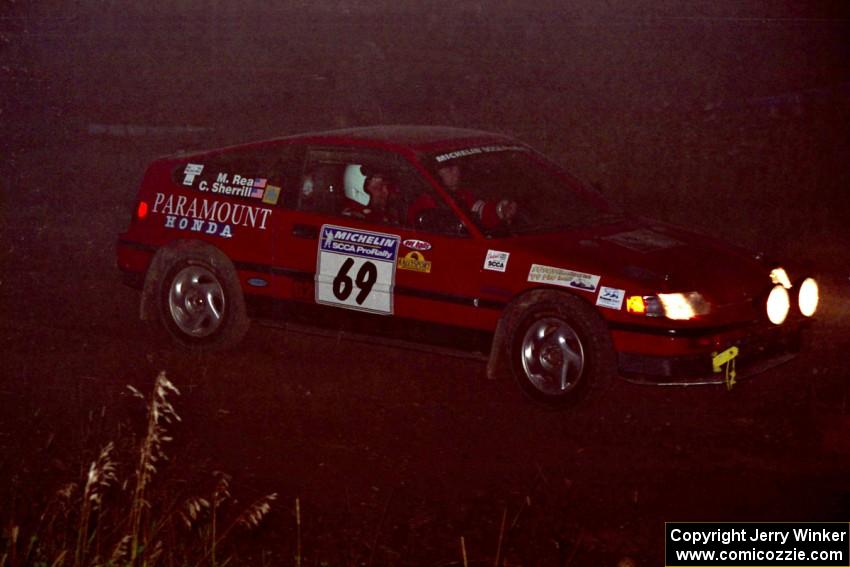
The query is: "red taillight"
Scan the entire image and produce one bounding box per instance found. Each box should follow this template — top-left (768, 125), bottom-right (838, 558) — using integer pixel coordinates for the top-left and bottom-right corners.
top-left (137, 201), bottom-right (148, 220)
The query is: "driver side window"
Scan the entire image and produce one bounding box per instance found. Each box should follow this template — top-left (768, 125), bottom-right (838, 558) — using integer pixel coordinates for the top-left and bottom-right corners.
top-left (298, 148), bottom-right (465, 235)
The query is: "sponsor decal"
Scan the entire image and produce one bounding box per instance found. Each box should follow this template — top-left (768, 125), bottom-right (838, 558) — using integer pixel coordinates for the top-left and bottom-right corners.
top-left (319, 225), bottom-right (399, 261)
top-left (484, 249), bottom-right (509, 272)
top-left (316, 225), bottom-right (401, 315)
top-left (152, 192), bottom-right (273, 231)
top-left (182, 163), bottom-right (204, 186)
top-left (398, 251), bottom-right (432, 273)
top-left (164, 214), bottom-right (232, 238)
top-left (603, 229), bottom-right (682, 253)
top-left (435, 144), bottom-right (528, 163)
top-left (402, 238), bottom-right (432, 251)
top-left (596, 286), bottom-right (625, 310)
top-left (527, 264), bottom-right (600, 292)
top-left (262, 184), bottom-right (281, 205)
top-left (198, 172), bottom-right (270, 198)
top-left (247, 277), bottom-right (268, 287)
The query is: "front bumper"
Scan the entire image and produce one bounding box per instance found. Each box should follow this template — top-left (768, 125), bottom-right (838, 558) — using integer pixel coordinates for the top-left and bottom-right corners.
top-left (614, 319), bottom-right (807, 385)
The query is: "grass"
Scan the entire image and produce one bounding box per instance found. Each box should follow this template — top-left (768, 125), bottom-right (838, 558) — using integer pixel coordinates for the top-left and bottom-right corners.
top-left (0, 372), bottom-right (277, 567)
top-left (0, 369), bottom-right (579, 566)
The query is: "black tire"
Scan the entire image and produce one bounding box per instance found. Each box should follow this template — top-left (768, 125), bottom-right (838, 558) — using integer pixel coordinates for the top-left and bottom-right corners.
top-left (154, 244), bottom-right (249, 351)
top-left (508, 292), bottom-right (615, 408)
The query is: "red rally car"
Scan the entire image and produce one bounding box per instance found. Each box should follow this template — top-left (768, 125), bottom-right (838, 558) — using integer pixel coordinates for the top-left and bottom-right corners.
top-left (116, 126), bottom-right (819, 406)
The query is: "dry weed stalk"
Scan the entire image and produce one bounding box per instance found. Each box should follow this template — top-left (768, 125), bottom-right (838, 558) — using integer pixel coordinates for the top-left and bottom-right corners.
top-left (74, 442), bottom-right (117, 567)
top-left (235, 493), bottom-right (278, 530)
top-left (126, 371), bottom-right (180, 565)
top-left (194, 477), bottom-right (277, 567)
top-left (209, 471), bottom-right (231, 566)
top-left (295, 497), bottom-right (301, 567)
top-left (109, 535), bottom-right (131, 565)
top-left (3, 525), bottom-right (19, 566)
top-left (460, 536), bottom-right (468, 567)
top-left (179, 497), bottom-right (211, 531)
top-left (3, 372), bottom-right (278, 567)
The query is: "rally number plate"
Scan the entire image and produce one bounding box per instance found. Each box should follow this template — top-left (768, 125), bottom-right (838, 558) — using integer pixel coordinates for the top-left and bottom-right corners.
top-left (315, 225), bottom-right (400, 315)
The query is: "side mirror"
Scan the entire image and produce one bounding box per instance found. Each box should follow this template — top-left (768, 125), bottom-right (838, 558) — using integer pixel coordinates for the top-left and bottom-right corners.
top-left (414, 208), bottom-right (466, 235)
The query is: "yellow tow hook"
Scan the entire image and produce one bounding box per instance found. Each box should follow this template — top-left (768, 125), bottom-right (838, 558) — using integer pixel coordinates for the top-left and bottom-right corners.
top-left (712, 346), bottom-right (739, 391)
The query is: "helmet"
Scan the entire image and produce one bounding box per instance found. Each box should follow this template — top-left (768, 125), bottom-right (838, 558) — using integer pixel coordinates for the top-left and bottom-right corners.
top-left (343, 164), bottom-right (370, 206)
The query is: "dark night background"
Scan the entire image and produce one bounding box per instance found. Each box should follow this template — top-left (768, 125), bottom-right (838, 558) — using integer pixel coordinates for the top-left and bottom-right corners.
top-left (1, 1), bottom-right (849, 565)
top-left (4, 0), bottom-right (850, 252)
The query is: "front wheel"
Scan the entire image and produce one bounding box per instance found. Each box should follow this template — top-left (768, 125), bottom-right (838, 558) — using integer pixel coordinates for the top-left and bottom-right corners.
top-left (509, 293), bottom-right (615, 408)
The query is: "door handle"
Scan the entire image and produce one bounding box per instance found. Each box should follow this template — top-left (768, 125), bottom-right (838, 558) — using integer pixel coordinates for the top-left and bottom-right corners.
top-left (292, 224), bottom-right (319, 239)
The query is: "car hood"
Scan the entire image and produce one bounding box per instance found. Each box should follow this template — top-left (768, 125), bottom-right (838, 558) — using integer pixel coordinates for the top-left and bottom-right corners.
top-left (507, 217), bottom-right (771, 305)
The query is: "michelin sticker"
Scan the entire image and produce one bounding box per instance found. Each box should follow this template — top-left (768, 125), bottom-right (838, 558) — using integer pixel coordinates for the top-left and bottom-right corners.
top-left (316, 225), bottom-right (400, 315)
top-left (434, 145), bottom-right (528, 163)
top-left (484, 249), bottom-right (509, 272)
top-left (528, 264), bottom-right (600, 292)
top-left (596, 286), bottom-right (625, 310)
top-left (603, 229), bottom-right (682, 253)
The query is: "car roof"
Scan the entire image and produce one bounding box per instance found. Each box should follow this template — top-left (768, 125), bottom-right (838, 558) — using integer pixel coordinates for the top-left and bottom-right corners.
top-left (167, 126), bottom-right (520, 162)
top-left (278, 125), bottom-right (517, 152)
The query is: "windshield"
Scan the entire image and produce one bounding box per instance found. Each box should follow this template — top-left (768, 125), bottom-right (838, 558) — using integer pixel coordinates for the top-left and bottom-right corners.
top-left (426, 146), bottom-right (613, 235)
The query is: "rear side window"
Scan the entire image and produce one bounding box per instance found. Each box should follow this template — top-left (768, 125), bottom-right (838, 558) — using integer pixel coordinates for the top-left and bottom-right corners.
top-left (172, 145), bottom-right (303, 208)
top-left (297, 147), bottom-right (452, 230)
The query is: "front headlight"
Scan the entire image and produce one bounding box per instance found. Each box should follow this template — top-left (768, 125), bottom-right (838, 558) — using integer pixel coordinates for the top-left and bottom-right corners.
top-left (797, 277), bottom-right (818, 317)
top-left (626, 292), bottom-right (709, 320)
top-left (766, 284), bottom-right (790, 325)
top-left (658, 292), bottom-right (710, 320)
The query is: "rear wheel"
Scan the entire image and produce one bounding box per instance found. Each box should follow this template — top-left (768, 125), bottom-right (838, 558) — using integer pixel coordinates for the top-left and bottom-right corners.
top-left (167, 264), bottom-right (226, 339)
top-left (155, 245), bottom-right (249, 350)
top-left (509, 293), bottom-right (614, 407)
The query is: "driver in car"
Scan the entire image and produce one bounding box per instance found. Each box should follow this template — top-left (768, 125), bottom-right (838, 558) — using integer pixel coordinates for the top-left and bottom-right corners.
top-left (341, 164), bottom-right (400, 225)
top-left (407, 162), bottom-right (517, 229)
